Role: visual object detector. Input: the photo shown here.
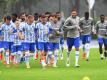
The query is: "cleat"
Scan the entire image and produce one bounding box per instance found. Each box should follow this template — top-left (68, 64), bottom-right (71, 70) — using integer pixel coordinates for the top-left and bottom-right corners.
top-left (86, 59), bottom-right (89, 61)
top-left (66, 58), bottom-right (70, 67)
top-left (66, 63), bottom-right (70, 67)
top-left (3, 61), bottom-right (6, 65)
top-left (104, 52), bottom-right (107, 57)
top-left (26, 65), bottom-right (30, 69)
top-left (101, 57), bottom-right (104, 60)
top-left (53, 64), bottom-right (58, 68)
top-left (75, 64), bottom-right (80, 67)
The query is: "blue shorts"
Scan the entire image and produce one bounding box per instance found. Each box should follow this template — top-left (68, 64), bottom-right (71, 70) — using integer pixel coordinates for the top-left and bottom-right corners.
top-left (81, 35), bottom-right (91, 44)
top-left (38, 42), bottom-right (49, 51)
top-left (67, 37), bottom-right (80, 49)
top-left (9, 42), bottom-right (14, 50)
top-left (48, 42), bottom-right (59, 51)
top-left (35, 41), bottom-right (38, 50)
top-left (22, 42), bottom-right (36, 51)
top-left (60, 37), bottom-right (64, 45)
top-left (11, 45), bottom-right (22, 53)
top-left (0, 41), bottom-right (4, 48)
top-left (3, 41), bottom-right (13, 50)
top-left (98, 37), bottom-right (107, 45)
top-left (30, 43), bottom-right (37, 51)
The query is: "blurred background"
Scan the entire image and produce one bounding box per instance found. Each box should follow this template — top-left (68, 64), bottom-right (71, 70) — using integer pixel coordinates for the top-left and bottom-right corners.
top-left (0, 0), bottom-right (107, 18)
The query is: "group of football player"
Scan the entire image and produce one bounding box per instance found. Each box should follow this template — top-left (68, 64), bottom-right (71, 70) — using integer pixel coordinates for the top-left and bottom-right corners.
top-left (0, 9), bottom-right (107, 69)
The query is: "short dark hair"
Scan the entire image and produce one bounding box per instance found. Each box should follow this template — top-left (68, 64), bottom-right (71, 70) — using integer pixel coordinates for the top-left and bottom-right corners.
top-left (6, 16), bottom-right (11, 20)
top-left (45, 12), bottom-right (51, 15)
top-left (85, 12), bottom-right (89, 15)
top-left (12, 13), bottom-right (17, 18)
top-left (100, 14), bottom-right (105, 17)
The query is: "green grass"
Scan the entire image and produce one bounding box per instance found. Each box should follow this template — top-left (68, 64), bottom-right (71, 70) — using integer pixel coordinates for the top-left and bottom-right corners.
top-left (0, 48), bottom-right (107, 80)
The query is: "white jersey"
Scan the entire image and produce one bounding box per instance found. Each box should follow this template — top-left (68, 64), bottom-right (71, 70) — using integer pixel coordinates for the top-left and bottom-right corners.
top-left (20, 21), bottom-right (26, 29)
top-left (13, 27), bottom-right (22, 45)
top-left (23, 22), bottom-right (36, 43)
top-left (0, 29), bottom-right (3, 41)
top-left (0, 23), bottom-right (15, 42)
top-left (36, 22), bottom-right (51, 42)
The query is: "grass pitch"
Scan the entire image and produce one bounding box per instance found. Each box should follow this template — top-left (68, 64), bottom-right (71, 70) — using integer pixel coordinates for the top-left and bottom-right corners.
top-left (0, 48), bottom-right (107, 80)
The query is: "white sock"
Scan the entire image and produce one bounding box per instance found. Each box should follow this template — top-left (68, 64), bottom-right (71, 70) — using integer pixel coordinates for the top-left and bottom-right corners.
top-left (54, 50), bottom-right (59, 65)
top-left (5, 51), bottom-right (9, 64)
top-left (67, 51), bottom-right (70, 60)
top-left (13, 54), bottom-right (17, 63)
top-left (47, 51), bottom-right (53, 64)
top-left (100, 54), bottom-right (103, 58)
top-left (34, 49), bottom-right (37, 59)
top-left (17, 51), bottom-right (22, 63)
top-left (0, 48), bottom-right (4, 52)
top-left (25, 51), bottom-right (30, 67)
top-left (41, 60), bottom-right (46, 67)
top-left (85, 43), bottom-right (90, 59)
top-left (75, 51), bottom-right (79, 65)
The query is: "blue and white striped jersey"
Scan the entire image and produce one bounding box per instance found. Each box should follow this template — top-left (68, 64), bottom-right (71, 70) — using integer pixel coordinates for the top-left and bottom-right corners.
top-left (13, 27), bottom-right (22, 45)
top-left (36, 22), bottom-right (51, 42)
top-left (23, 22), bottom-right (36, 43)
top-left (0, 23), bottom-right (15, 42)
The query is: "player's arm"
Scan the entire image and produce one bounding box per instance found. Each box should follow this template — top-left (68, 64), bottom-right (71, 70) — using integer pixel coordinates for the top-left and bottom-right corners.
top-left (94, 21), bottom-right (99, 34)
top-left (63, 18), bottom-right (76, 30)
top-left (105, 22), bottom-right (107, 36)
top-left (18, 30), bottom-right (25, 40)
top-left (91, 19), bottom-right (95, 34)
top-left (48, 27), bottom-right (54, 38)
top-left (79, 19), bottom-right (84, 33)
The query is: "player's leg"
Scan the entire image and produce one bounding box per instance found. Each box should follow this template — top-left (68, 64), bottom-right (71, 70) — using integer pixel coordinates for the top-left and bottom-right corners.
top-left (38, 42), bottom-right (47, 68)
top-left (11, 45), bottom-right (17, 64)
top-left (60, 37), bottom-right (64, 60)
top-left (53, 43), bottom-right (59, 67)
top-left (0, 48), bottom-right (4, 61)
top-left (81, 35), bottom-right (86, 59)
top-left (34, 41), bottom-right (38, 60)
top-left (2, 41), bottom-right (6, 64)
top-left (30, 43), bottom-right (38, 60)
top-left (98, 37), bottom-right (104, 59)
top-left (4, 42), bottom-right (10, 67)
top-left (23, 43), bottom-right (30, 68)
top-left (9, 42), bottom-right (14, 62)
top-left (46, 42), bottom-right (53, 65)
top-left (84, 35), bottom-right (91, 61)
top-left (20, 42), bottom-right (25, 63)
top-left (0, 41), bottom-right (5, 61)
top-left (74, 37), bottom-right (80, 67)
top-left (66, 38), bottom-right (73, 67)
top-left (17, 45), bottom-right (23, 64)
top-left (104, 38), bottom-right (107, 58)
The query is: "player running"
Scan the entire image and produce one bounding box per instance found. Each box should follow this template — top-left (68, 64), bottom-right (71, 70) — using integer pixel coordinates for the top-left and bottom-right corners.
top-left (64, 10), bottom-right (81, 67)
top-left (0, 16), bottom-right (15, 67)
top-left (79, 12), bottom-right (94, 61)
top-left (22, 15), bottom-right (36, 68)
top-left (95, 15), bottom-right (107, 60)
top-left (0, 22), bottom-right (4, 61)
top-left (48, 14), bottom-right (63, 67)
top-left (11, 20), bottom-right (24, 66)
top-left (56, 12), bottom-right (65, 60)
top-left (36, 14), bottom-right (51, 68)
